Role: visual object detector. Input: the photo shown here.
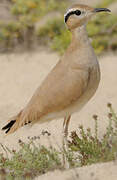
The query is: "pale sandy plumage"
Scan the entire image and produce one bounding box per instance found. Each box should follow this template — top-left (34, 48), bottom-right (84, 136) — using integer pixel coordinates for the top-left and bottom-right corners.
top-left (2, 4), bottom-right (111, 135)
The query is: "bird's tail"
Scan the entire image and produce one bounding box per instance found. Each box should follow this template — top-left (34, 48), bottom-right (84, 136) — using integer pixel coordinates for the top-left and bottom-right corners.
top-left (2, 110), bottom-right (23, 134)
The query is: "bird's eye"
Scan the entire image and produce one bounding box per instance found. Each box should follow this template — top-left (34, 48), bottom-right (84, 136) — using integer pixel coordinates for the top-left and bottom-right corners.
top-left (75, 10), bottom-right (81, 16)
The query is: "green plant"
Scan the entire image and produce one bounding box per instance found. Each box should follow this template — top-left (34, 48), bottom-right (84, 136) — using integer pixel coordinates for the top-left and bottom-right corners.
top-left (37, 18), bottom-right (65, 40)
top-left (68, 103), bottom-right (117, 166)
top-left (0, 139), bottom-right (62, 179)
top-left (11, 0), bottom-right (67, 19)
top-left (87, 13), bottom-right (117, 54)
top-left (51, 29), bottom-right (71, 55)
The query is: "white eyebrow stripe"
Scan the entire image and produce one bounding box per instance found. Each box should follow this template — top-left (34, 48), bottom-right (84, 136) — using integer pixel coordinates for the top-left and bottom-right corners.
top-left (64, 8), bottom-right (78, 18)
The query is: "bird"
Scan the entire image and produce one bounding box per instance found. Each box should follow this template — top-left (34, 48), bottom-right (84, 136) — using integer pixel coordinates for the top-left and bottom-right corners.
top-left (2, 4), bottom-right (110, 145)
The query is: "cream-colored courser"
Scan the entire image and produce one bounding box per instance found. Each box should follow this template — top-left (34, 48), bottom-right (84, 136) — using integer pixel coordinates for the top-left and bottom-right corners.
top-left (2, 4), bottom-right (110, 138)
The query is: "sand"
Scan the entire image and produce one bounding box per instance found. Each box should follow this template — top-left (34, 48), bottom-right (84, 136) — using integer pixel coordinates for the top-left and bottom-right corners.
top-left (0, 51), bottom-right (117, 179)
top-left (35, 161), bottom-right (117, 180)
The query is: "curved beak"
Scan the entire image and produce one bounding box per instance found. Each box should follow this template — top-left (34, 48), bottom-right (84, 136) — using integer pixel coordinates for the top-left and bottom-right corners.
top-left (93, 8), bottom-right (111, 13)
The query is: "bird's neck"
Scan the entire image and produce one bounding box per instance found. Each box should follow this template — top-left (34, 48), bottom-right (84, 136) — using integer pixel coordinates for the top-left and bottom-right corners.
top-left (69, 25), bottom-right (90, 50)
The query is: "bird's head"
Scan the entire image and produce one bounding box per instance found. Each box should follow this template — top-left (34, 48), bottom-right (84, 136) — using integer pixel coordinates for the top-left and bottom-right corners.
top-left (64, 4), bottom-right (111, 30)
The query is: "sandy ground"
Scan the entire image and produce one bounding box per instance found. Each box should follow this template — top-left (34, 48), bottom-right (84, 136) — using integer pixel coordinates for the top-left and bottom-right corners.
top-left (35, 161), bottom-right (117, 180)
top-left (0, 51), bottom-right (117, 179)
top-left (0, 52), bottom-right (117, 147)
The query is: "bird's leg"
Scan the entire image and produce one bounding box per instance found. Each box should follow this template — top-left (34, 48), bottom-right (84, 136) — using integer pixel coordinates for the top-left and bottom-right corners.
top-left (63, 115), bottom-right (71, 145)
top-left (62, 115), bottom-right (71, 168)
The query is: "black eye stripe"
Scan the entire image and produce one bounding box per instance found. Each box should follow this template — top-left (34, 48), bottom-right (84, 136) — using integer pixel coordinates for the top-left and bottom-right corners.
top-left (65, 10), bottom-right (81, 23)
top-left (65, 11), bottom-right (75, 23)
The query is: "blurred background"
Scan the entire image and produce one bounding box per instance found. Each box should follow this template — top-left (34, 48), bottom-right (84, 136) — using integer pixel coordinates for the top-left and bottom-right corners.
top-left (0, 0), bottom-right (116, 55)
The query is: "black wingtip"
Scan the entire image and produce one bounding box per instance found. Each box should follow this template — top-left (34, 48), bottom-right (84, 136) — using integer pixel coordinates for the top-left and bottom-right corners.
top-left (2, 120), bottom-right (16, 131)
top-left (5, 127), bottom-right (11, 134)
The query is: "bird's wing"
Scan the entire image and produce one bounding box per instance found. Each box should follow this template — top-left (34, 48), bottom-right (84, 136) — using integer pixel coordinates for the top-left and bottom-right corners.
top-left (2, 61), bottom-right (91, 134)
top-left (20, 62), bottom-right (91, 123)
